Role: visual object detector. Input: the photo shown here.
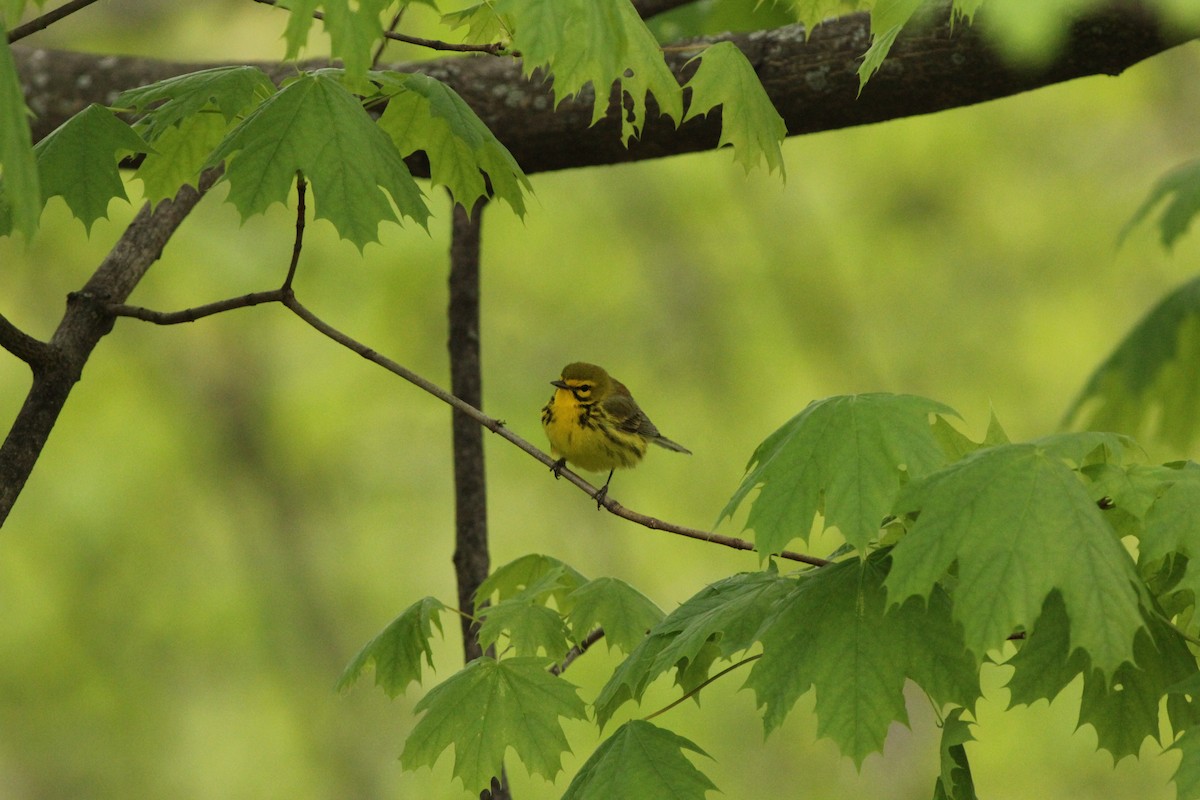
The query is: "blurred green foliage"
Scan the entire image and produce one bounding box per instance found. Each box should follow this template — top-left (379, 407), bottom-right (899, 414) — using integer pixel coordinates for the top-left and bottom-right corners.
top-left (2, 2), bottom-right (1200, 799)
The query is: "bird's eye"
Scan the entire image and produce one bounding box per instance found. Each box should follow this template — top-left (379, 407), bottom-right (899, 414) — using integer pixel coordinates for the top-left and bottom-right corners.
top-left (577, 384), bottom-right (591, 393)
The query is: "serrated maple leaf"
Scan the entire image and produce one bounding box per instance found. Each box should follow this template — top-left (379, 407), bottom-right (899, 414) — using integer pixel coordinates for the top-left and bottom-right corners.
top-left (561, 720), bottom-right (716, 800)
top-left (374, 71), bottom-right (531, 214)
top-left (205, 71), bottom-right (428, 249)
top-left (336, 596), bottom-right (445, 697)
top-left (117, 66), bottom-right (275, 141)
top-left (887, 438), bottom-right (1146, 675)
top-left (683, 42), bottom-right (787, 177)
top-left (720, 393), bottom-right (959, 557)
top-left (494, 0), bottom-right (683, 142)
top-left (400, 657), bottom-right (586, 794)
top-left (747, 552), bottom-right (978, 766)
top-left (563, 577), bottom-right (663, 654)
top-left (34, 104), bottom-right (148, 233)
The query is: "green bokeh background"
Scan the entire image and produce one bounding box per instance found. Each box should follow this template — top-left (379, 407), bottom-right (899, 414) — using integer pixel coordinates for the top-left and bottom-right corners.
top-left (2, 3), bottom-right (1200, 798)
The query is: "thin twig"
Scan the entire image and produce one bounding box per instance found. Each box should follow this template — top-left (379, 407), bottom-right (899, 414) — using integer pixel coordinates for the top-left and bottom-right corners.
top-left (372, 6), bottom-right (405, 68)
top-left (107, 291), bottom-right (286, 324)
top-left (251, 0), bottom-right (506, 55)
top-left (6, 0), bottom-right (104, 44)
top-left (283, 176), bottom-right (306, 290)
top-left (643, 654), bottom-right (762, 722)
top-left (551, 627), bottom-right (606, 676)
top-left (111, 286), bottom-right (827, 565)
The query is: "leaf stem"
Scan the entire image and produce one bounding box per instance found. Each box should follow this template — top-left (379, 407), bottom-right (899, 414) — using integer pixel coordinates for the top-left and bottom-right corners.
top-left (643, 654), bottom-right (762, 722)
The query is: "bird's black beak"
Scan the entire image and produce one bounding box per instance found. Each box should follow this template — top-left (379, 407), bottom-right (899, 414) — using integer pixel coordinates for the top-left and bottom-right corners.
top-left (551, 379), bottom-right (568, 389)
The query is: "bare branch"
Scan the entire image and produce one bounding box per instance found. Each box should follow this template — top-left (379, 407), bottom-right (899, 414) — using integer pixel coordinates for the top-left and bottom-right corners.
top-left (106, 290), bottom-right (287, 324)
top-left (6, 0), bottom-right (104, 44)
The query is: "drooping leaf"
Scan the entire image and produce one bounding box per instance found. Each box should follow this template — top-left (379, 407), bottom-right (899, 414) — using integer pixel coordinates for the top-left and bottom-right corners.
top-left (204, 71), bottom-right (428, 249)
top-left (791, 1), bottom-right (869, 33)
top-left (561, 720), bottom-right (716, 800)
top-left (1004, 592), bottom-right (1090, 708)
top-left (720, 393), bottom-right (959, 557)
top-left (33, 104), bottom-right (148, 233)
top-left (400, 657), bottom-right (587, 794)
top-left (858, 0), bottom-right (925, 88)
top-left (746, 553), bottom-right (978, 766)
top-left (373, 71), bottom-right (531, 214)
top-left (281, 0), bottom-right (397, 87)
top-left (1064, 276), bottom-right (1200, 453)
top-left (888, 439), bottom-right (1146, 675)
top-left (934, 707), bottom-right (977, 800)
top-left (683, 41), bottom-right (787, 176)
top-left (117, 66), bottom-right (275, 142)
top-left (493, 0), bottom-right (683, 142)
top-left (336, 596), bottom-right (446, 697)
top-left (563, 577), bottom-right (663, 654)
top-left (0, 31), bottom-right (39, 238)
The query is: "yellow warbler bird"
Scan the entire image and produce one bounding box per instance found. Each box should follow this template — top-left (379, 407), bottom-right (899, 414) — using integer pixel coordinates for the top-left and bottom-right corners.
top-left (541, 362), bottom-right (691, 505)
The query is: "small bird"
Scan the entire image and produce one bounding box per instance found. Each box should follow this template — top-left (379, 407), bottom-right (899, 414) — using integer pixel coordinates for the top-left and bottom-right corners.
top-left (541, 362), bottom-right (691, 505)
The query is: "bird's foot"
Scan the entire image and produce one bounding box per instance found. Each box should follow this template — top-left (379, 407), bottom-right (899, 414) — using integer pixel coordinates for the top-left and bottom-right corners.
top-left (550, 458), bottom-right (567, 479)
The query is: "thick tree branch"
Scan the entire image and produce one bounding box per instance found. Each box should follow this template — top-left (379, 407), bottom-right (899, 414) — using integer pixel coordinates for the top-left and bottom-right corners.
top-left (0, 312), bottom-right (53, 366)
top-left (0, 170), bottom-right (219, 526)
top-left (12, 2), bottom-right (1198, 174)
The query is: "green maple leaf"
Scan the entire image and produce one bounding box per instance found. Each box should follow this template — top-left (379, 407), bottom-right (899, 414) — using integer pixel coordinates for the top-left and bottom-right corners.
top-left (934, 708), bottom-right (977, 800)
top-left (1009, 592), bottom-right (1197, 760)
top-left (1064, 276), bottom-right (1200, 453)
top-left (494, 0), bottom-right (683, 142)
top-left (134, 112), bottom-right (229, 202)
top-left (1004, 592), bottom-right (1090, 707)
top-left (475, 554), bottom-right (586, 607)
top-left (477, 596), bottom-right (572, 659)
top-left (858, 0), bottom-right (925, 89)
top-left (32, 104), bottom-right (148, 233)
top-left (0, 33), bottom-right (40, 238)
top-left (591, 570), bottom-right (793, 727)
top-left (1122, 158), bottom-right (1200, 250)
top-left (281, 0), bottom-right (397, 86)
top-left (683, 41), bottom-right (787, 177)
top-left (563, 577), bottom-right (663, 654)
top-left (205, 71), bottom-right (428, 249)
top-left (887, 438), bottom-right (1146, 675)
top-left (720, 393), bottom-right (959, 557)
top-left (336, 596), bottom-right (445, 697)
top-left (373, 72), bottom-right (531, 214)
top-left (746, 553), bottom-right (978, 765)
top-left (400, 657), bottom-right (586, 794)
top-left (562, 720), bottom-right (716, 800)
top-left (117, 66), bottom-right (275, 142)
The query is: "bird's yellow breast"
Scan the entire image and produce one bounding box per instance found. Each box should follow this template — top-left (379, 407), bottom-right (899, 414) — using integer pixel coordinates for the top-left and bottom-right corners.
top-left (541, 388), bottom-right (645, 473)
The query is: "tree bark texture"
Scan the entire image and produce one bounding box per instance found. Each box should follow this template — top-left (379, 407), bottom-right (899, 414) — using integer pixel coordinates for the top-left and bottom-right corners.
top-left (12, 2), bottom-right (1198, 176)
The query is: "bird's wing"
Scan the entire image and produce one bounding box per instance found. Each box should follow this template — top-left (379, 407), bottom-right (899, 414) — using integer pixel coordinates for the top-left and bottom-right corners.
top-left (603, 392), bottom-right (661, 439)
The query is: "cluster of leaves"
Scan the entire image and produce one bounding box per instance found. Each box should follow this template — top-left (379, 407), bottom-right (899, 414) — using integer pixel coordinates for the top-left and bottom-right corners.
top-left (0, 0), bottom-right (798, 243)
top-left (341, 392), bottom-right (1200, 799)
top-left (10, 0), bottom-right (1192, 246)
